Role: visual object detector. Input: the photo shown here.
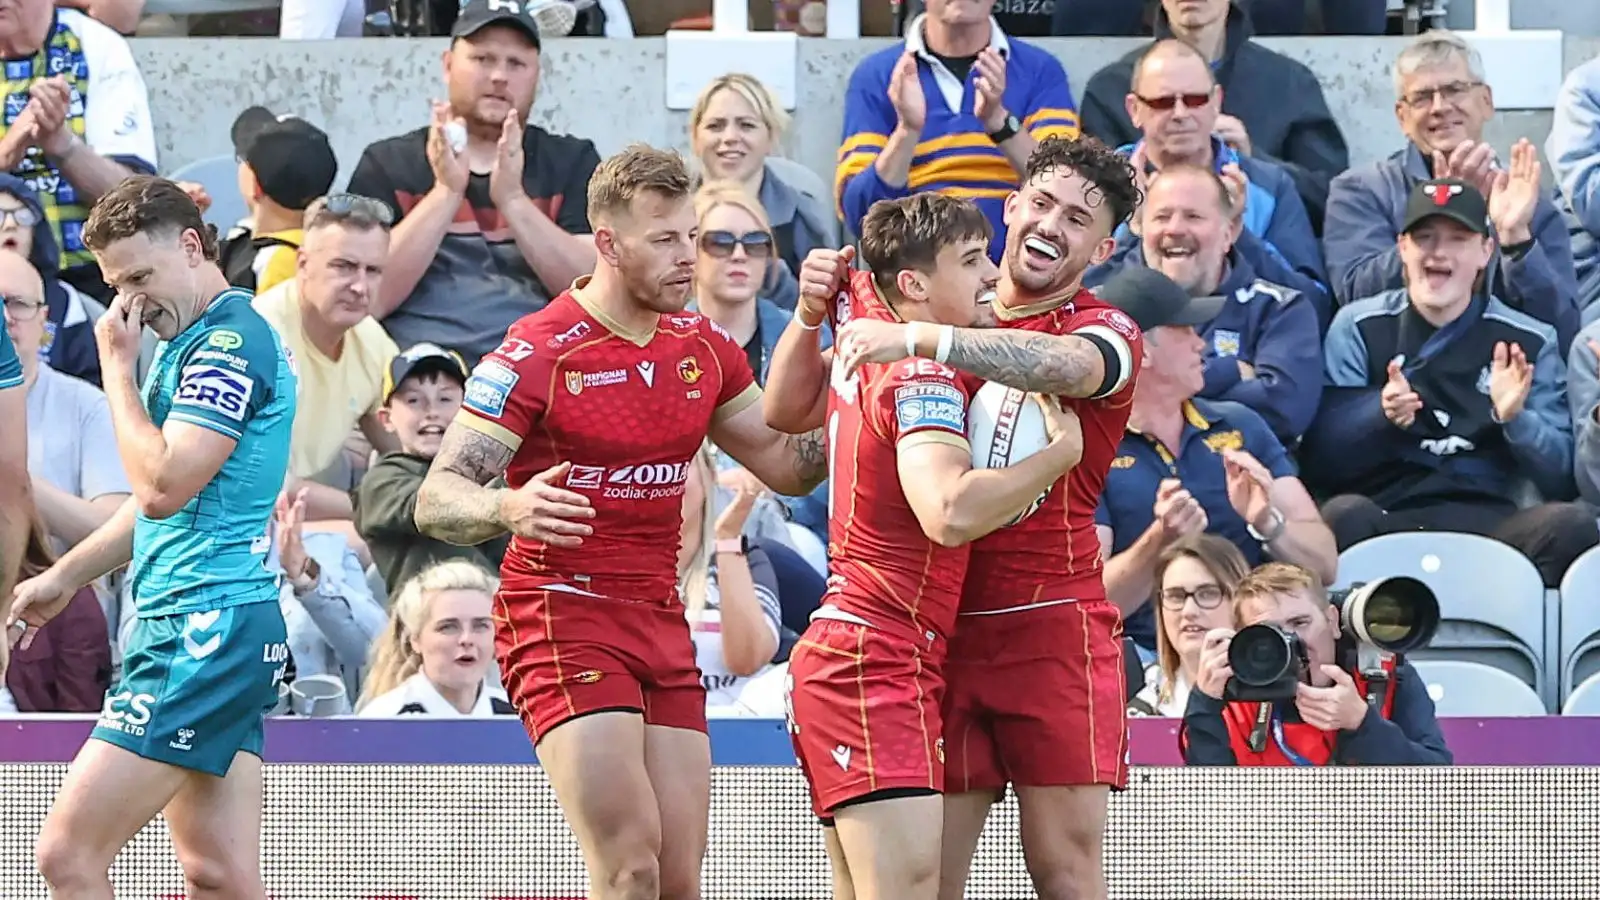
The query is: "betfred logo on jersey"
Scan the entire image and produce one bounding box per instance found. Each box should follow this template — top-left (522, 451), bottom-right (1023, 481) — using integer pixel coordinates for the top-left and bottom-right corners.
top-left (566, 461), bottom-right (690, 501)
top-left (495, 337), bottom-right (536, 362)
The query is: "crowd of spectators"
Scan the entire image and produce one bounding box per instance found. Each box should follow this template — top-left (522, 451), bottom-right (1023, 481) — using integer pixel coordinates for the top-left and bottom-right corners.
top-left (3, 0), bottom-right (1599, 732)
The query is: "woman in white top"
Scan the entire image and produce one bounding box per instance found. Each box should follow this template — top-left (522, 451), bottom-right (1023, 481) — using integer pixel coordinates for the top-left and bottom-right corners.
top-left (1129, 534), bottom-right (1250, 718)
top-left (356, 560), bottom-right (510, 717)
top-left (680, 441), bottom-right (787, 717)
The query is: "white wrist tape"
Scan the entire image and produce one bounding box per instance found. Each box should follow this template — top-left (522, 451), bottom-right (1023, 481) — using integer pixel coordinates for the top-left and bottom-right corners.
top-left (935, 325), bottom-right (954, 365)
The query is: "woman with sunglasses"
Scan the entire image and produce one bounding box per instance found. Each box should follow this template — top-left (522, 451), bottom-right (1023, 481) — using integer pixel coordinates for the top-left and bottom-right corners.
top-left (1129, 533), bottom-right (1250, 717)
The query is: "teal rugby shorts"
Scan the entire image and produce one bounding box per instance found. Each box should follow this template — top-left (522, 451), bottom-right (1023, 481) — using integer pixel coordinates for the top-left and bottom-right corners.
top-left (91, 601), bottom-right (288, 777)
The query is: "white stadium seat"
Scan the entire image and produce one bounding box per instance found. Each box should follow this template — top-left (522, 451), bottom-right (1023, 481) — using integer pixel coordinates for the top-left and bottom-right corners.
top-left (1559, 546), bottom-right (1600, 702)
top-left (1412, 659), bottom-right (1546, 717)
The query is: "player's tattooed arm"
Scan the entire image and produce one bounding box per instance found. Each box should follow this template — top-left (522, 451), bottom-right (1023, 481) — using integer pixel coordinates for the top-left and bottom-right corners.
top-left (414, 427), bottom-right (516, 546)
top-left (787, 426), bottom-right (829, 493)
top-left (942, 330), bottom-right (1111, 398)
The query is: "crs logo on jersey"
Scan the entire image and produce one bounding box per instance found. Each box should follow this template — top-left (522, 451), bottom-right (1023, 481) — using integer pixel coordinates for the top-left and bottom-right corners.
top-left (176, 364), bottom-right (254, 422)
top-left (98, 690), bottom-right (157, 737)
top-left (567, 461), bottom-right (691, 500)
top-left (546, 322), bottom-right (591, 350)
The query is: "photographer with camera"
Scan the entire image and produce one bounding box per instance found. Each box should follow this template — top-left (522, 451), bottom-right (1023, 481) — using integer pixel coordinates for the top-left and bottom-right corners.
top-left (1182, 563), bottom-right (1452, 766)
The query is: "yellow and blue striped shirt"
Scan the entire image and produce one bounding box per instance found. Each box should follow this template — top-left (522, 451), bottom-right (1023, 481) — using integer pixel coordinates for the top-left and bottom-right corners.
top-left (835, 31), bottom-right (1079, 260)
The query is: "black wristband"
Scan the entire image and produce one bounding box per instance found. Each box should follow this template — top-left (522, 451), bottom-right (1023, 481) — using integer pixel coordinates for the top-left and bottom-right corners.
top-left (1078, 331), bottom-right (1127, 399)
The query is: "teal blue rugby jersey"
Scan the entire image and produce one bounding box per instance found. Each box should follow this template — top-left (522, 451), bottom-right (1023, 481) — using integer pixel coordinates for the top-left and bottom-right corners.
top-left (131, 288), bottom-right (297, 618)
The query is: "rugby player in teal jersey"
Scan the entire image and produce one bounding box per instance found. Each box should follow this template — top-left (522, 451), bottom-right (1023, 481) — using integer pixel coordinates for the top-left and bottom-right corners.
top-left (7, 176), bottom-right (298, 900)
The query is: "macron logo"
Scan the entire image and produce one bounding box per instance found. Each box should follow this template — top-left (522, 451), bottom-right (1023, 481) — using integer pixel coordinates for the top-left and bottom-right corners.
top-left (637, 361), bottom-right (656, 387)
top-left (831, 744), bottom-right (851, 771)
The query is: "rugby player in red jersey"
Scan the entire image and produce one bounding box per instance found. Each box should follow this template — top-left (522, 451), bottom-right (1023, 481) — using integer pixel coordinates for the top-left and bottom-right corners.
top-left (765, 192), bottom-right (1088, 900)
top-left (808, 137), bottom-right (1145, 900)
top-left (413, 144), bottom-right (826, 900)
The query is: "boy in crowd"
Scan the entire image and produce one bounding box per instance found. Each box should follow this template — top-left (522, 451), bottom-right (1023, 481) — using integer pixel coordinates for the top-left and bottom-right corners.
top-left (219, 107), bottom-right (340, 294)
top-left (353, 343), bottom-right (507, 595)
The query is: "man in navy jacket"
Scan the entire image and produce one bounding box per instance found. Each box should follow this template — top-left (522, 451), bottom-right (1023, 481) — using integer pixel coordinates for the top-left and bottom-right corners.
top-left (1303, 179), bottom-right (1597, 587)
top-left (1323, 31), bottom-right (1579, 353)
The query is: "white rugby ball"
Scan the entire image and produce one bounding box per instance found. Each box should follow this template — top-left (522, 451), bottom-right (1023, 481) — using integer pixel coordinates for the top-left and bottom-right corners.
top-left (966, 381), bottom-right (1055, 525)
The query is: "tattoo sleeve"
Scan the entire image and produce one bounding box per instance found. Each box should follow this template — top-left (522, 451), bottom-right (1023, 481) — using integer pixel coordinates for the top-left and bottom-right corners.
top-left (414, 427), bottom-right (517, 546)
top-left (786, 426), bottom-right (828, 494)
top-left (943, 329), bottom-right (1107, 398)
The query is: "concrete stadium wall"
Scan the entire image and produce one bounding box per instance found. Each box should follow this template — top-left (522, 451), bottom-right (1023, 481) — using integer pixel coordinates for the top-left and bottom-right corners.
top-left (135, 34), bottom-right (1600, 190)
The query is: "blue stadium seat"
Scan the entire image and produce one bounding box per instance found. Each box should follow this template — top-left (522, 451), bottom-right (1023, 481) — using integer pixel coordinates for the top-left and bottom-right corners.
top-left (1412, 659), bottom-right (1546, 717)
top-left (1562, 672), bottom-right (1600, 716)
top-left (1333, 532), bottom-right (1548, 708)
top-left (167, 154), bottom-right (248, 237)
top-left (1559, 546), bottom-right (1600, 702)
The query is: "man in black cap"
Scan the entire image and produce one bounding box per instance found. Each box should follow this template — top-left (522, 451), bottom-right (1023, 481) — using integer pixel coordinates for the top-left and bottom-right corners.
top-left (1305, 178), bottom-right (1597, 587)
top-left (1091, 265), bottom-right (1336, 660)
top-left (347, 0), bottom-right (601, 365)
top-left (219, 108), bottom-right (339, 294)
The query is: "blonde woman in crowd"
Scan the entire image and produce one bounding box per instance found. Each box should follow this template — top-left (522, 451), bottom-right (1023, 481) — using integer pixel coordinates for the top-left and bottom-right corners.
top-left (680, 442), bottom-right (788, 718)
top-left (688, 72), bottom-right (839, 311)
top-left (1129, 534), bottom-right (1250, 717)
top-left (356, 560), bottom-right (511, 717)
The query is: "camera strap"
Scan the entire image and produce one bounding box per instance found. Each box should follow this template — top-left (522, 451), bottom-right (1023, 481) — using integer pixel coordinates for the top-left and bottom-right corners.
top-left (1268, 705), bottom-right (1316, 767)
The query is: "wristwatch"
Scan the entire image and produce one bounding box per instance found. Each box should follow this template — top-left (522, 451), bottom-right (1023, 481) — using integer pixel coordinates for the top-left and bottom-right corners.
top-left (714, 536), bottom-right (748, 556)
top-left (987, 113), bottom-right (1021, 144)
top-left (1247, 508), bottom-right (1287, 544)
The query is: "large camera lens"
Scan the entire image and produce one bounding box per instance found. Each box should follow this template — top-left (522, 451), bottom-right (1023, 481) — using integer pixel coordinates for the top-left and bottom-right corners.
top-left (1340, 576), bottom-right (1440, 653)
top-left (1229, 624), bottom-right (1299, 687)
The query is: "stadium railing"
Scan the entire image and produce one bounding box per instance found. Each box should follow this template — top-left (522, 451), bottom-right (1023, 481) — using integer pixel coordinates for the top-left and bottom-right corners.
top-left (4, 716), bottom-right (1600, 899)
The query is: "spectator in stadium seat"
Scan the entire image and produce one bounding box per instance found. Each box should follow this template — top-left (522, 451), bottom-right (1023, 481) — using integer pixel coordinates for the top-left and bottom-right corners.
top-left (687, 184), bottom-right (830, 546)
top-left (0, 175), bottom-right (99, 386)
top-left (2, 510), bottom-right (109, 712)
top-left (1100, 40), bottom-right (1329, 305)
top-left (1566, 320), bottom-right (1600, 507)
top-left (1094, 165), bottom-right (1324, 442)
top-left (354, 343), bottom-right (507, 597)
top-left (273, 488), bottom-right (387, 704)
top-left (1128, 533), bottom-right (1248, 718)
top-left (1324, 31), bottom-right (1580, 353)
top-left (356, 560), bottom-right (514, 717)
top-left (0, 250), bottom-right (127, 556)
top-left (1244, 0), bottom-right (1387, 36)
top-left (1304, 179), bottom-right (1597, 588)
top-left (688, 73), bottom-right (836, 313)
top-left (1095, 267), bottom-right (1336, 661)
top-left (1547, 56), bottom-right (1600, 326)
top-left (0, 0), bottom-right (156, 302)
top-left (679, 443), bottom-right (788, 719)
top-left (348, 0), bottom-right (601, 364)
top-left (1183, 563), bottom-right (1451, 766)
top-left (1079, 0), bottom-right (1348, 230)
top-left (218, 108), bottom-right (339, 296)
top-left (835, 0), bottom-right (1080, 259)
top-left (252, 194), bottom-right (402, 524)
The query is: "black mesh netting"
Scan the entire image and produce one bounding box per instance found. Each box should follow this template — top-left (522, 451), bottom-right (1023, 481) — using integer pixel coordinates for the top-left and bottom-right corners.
top-left (1, 764), bottom-right (1596, 898)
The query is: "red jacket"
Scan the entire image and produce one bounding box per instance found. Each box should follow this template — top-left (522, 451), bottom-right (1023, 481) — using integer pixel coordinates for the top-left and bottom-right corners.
top-left (1221, 658), bottom-right (1398, 766)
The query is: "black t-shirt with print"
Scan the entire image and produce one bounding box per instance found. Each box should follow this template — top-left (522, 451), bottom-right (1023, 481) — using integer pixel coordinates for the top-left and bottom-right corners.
top-left (348, 123), bottom-right (601, 364)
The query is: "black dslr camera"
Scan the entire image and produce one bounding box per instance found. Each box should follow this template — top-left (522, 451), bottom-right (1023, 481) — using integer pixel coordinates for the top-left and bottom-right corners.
top-left (1223, 577), bottom-right (1441, 702)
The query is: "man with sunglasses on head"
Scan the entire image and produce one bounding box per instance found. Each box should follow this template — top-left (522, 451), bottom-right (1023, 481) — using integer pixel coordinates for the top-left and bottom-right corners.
top-left (1091, 39), bottom-right (1327, 317)
top-left (252, 193), bottom-right (403, 524)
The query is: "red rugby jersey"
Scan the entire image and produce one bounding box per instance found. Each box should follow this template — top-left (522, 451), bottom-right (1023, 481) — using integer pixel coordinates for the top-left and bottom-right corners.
top-left (823, 273), bottom-right (975, 646)
top-left (456, 282), bottom-right (758, 606)
top-left (961, 289), bottom-right (1145, 613)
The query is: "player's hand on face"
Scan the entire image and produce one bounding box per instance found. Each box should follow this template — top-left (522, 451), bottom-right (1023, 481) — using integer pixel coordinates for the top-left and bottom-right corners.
top-left (488, 108), bottom-right (528, 210)
top-left (95, 293), bottom-right (146, 372)
top-left (1036, 397), bottom-right (1084, 468)
top-left (499, 461), bottom-right (597, 548)
top-left (274, 488), bottom-right (312, 584)
top-left (798, 245), bottom-right (853, 324)
top-left (1380, 359), bottom-right (1422, 429)
top-left (426, 100), bottom-right (471, 196)
top-left (1153, 477), bottom-right (1208, 544)
top-left (7, 568), bottom-right (76, 651)
top-left (1195, 627), bottom-right (1236, 700)
top-left (1295, 665), bottom-right (1369, 732)
top-left (836, 318), bottom-right (912, 378)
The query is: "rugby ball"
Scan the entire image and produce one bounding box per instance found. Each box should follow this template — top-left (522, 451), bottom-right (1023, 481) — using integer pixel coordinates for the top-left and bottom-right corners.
top-left (966, 381), bottom-right (1055, 526)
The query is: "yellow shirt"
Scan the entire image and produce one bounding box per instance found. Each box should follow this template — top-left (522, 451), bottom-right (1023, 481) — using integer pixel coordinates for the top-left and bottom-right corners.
top-left (252, 279), bottom-right (400, 479)
top-left (253, 228), bottom-right (302, 295)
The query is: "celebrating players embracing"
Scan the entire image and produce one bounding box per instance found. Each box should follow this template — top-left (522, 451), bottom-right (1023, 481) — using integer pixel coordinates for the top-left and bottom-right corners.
top-left (763, 193), bottom-right (1088, 900)
top-left (821, 137), bottom-right (1145, 900)
top-left (9, 176), bottom-right (297, 899)
top-left (414, 144), bottom-right (825, 900)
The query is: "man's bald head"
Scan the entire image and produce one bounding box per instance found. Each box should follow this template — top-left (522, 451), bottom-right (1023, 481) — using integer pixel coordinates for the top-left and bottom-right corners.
top-left (1131, 39), bottom-right (1216, 93)
top-left (0, 249), bottom-right (42, 302)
